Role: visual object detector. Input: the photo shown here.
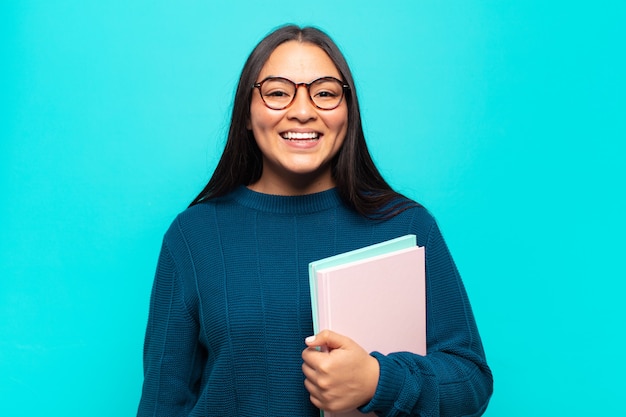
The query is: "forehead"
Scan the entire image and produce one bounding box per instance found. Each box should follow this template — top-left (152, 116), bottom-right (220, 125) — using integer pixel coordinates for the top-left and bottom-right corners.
top-left (258, 41), bottom-right (341, 82)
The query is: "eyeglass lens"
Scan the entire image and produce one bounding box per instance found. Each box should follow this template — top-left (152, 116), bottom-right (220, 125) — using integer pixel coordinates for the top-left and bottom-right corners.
top-left (259, 78), bottom-right (344, 110)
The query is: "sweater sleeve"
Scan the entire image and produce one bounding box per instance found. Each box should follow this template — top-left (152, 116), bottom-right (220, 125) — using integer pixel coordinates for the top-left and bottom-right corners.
top-left (359, 220), bottom-right (493, 416)
top-left (137, 239), bottom-right (204, 417)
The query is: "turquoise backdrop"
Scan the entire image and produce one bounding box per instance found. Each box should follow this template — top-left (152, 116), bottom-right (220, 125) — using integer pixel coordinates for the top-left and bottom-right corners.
top-left (2, 1), bottom-right (625, 415)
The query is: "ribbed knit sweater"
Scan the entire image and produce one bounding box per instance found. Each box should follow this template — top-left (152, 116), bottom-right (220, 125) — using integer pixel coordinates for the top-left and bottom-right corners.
top-left (137, 186), bottom-right (492, 417)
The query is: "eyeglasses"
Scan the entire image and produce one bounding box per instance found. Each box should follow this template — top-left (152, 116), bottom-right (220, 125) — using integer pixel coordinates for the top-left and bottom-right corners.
top-left (253, 76), bottom-right (349, 110)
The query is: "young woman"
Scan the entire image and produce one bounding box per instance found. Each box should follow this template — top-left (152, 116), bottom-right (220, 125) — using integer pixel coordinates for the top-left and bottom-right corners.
top-left (137, 25), bottom-right (493, 416)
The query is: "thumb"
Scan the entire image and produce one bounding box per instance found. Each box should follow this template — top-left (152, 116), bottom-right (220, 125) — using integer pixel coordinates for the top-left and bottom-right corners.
top-left (305, 329), bottom-right (351, 350)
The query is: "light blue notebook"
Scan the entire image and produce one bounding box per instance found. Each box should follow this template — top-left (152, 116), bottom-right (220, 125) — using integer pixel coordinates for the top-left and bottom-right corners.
top-left (308, 234), bottom-right (417, 333)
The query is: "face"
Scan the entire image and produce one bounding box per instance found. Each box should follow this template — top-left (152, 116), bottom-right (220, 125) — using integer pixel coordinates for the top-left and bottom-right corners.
top-left (247, 41), bottom-right (348, 195)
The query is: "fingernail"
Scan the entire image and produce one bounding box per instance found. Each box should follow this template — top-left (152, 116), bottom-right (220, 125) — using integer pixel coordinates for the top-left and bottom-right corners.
top-left (305, 335), bottom-right (315, 343)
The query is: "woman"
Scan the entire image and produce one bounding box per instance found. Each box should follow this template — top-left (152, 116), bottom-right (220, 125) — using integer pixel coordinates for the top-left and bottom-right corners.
top-left (137, 25), bottom-right (493, 416)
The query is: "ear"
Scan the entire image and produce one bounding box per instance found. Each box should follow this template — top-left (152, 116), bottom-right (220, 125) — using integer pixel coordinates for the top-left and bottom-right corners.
top-left (246, 118), bottom-right (252, 130)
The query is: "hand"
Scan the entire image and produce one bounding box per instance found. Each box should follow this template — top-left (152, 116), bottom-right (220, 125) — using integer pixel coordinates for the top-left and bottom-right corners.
top-left (302, 330), bottom-right (380, 413)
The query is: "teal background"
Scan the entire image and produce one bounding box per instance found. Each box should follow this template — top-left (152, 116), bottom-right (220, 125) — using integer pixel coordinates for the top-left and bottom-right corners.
top-left (2, 1), bottom-right (624, 415)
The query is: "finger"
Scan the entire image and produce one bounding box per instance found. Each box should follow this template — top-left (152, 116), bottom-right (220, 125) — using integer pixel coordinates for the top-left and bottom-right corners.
top-left (303, 374), bottom-right (331, 411)
top-left (305, 330), bottom-right (351, 350)
top-left (305, 381), bottom-right (324, 409)
top-left (302, 344), bottom-right (326, 366)
top-left (301, 361), bottom-right (316, 380)
top-left (304, 334), bottom-right (323, 348)
top-left (302, 364), bottom-right (324, 408)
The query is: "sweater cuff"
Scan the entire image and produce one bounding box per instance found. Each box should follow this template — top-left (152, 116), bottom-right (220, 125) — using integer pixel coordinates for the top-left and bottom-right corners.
top-left (359, 351), bottom-right (407, 414)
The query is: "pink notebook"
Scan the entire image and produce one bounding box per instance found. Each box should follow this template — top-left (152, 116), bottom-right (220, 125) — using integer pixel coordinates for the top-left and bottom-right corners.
top-left (312, 245), bottom-right (426, 417)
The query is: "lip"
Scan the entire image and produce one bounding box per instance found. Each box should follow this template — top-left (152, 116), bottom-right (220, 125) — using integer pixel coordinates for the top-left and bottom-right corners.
top-left (279, 129), bottom-right (322, 141)
top-left (279, 129), bottom-right (322, 149)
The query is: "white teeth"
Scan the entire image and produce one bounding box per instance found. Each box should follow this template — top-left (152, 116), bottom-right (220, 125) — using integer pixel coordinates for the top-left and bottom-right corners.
top-left (281, 132), bottom-right (319, 140)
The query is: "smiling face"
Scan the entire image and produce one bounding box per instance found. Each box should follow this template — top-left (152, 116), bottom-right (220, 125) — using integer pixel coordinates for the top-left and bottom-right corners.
top-left (247, 41), bottom-right (348, 195)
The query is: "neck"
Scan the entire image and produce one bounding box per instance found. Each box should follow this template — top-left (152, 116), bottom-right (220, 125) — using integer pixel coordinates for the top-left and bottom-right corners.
top-left (248, 172), bottom-right (336, 196)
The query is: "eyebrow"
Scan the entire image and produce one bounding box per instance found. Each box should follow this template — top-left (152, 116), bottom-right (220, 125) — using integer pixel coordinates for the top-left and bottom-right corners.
top-left (259, 75), bottom-right (343, 83)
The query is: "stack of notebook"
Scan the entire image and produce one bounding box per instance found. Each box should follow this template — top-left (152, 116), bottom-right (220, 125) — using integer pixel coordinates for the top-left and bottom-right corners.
top-left (308, 234), bottom-right (426, 417)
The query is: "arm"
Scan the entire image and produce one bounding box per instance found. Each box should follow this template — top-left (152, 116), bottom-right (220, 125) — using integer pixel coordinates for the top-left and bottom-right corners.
top-left (360, 221), bottom-right (493, 416)
top-left (302, 220), bottom-right (493, 416)
top-left (137, 241), bottom-right (204, 417)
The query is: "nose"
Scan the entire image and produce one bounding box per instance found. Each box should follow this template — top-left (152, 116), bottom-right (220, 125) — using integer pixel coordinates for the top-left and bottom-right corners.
top-left (286, 85), bottom-right (317, 122)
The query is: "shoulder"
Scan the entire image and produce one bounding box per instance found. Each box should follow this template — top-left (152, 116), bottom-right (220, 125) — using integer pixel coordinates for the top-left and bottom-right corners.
top-left (164, 194), bottom-right (233, 238)
top-left (386, 195), bottom-right (436, 228)
top-left (160, 196), bottom-right (229, 252)
top-left (165, 203), bottom-right (210, 239)
top-left (373, 198), bottom-right (439, 247)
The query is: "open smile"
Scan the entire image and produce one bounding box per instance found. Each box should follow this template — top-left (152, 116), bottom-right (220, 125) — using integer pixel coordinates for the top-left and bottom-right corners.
top-left (280, 131), bottom-right (321, 141)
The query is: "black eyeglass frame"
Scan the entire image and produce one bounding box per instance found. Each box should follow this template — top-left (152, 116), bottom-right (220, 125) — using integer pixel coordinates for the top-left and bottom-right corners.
top-left (252, 76), bottom-right (350, 110)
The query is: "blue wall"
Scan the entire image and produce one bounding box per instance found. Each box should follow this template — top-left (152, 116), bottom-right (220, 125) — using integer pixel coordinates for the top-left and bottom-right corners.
top-left (2, 1), bottom-right (624, 415)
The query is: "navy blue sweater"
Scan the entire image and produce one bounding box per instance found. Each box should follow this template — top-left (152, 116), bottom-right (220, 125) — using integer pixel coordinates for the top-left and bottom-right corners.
top-left (137, 186), bottom-right (492, 416)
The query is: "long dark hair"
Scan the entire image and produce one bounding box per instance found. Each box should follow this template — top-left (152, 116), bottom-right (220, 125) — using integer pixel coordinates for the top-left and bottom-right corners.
top-left (190, 25), bottom-right (417, 218)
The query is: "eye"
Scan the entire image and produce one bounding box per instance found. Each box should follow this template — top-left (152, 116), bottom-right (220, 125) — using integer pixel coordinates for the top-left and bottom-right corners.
top-left (310, 78), bottom-right (343, 100)
top-left (315, 90), bottom-right (339, 98)
top-left (265, 89), bottom-right (291, 98)
top-left (260, 78), bottom-right (295, 101)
